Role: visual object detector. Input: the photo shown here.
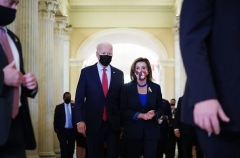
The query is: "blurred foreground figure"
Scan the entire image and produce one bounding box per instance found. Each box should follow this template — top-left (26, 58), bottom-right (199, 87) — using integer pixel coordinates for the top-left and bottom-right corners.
top-left (180, 0), bottom-right (240, 157)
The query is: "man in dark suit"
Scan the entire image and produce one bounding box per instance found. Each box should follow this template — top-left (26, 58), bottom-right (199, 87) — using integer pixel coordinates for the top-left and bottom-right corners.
top-left (0, 1), bottom-right (38, 157)
top-left (74, 42), bottom-right (124, 158)
top-left (166, 98), bottom-right (182, 158)
top-left (157, 99), bottom-right (172, 158)
top-left (54, 92), bottom-right (77, 158)
top-left (180, 0), bottom-right (240, 157)
top-left (174, 97), bottom-right (203, 158)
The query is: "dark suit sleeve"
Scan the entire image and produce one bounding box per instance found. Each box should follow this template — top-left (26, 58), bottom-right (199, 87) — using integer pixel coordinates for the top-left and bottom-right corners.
top-left (180, 0), bottom-right (216, 106)
top-left (174, 97), bottom-right (182, 130)
top-left (23, 86), bottom-right (38, 98)
top-left (74, 69), bottom-right (87, 123)
top-left (155, 84), bottom-right (163, 118)
top-left (163, 100), bottom-right (171, 120)
top-left (0, 69), bottom-right (3, 95)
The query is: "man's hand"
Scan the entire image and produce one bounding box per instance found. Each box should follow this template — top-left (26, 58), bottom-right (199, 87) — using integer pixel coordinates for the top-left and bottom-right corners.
top-left (193, 99), bottom-right (230, 135)
top-left (174, 129), bottom-right (180, 137)
top-left (77, 122), bottom-right (86, 136)
top-left (23, 73), bottom-right (37, 90)
top-left (3, 61), bottom-right (23, 87)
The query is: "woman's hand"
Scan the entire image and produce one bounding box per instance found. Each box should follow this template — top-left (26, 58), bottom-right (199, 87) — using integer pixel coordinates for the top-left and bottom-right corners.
top-left (139, 110), bottom-right (156, 120)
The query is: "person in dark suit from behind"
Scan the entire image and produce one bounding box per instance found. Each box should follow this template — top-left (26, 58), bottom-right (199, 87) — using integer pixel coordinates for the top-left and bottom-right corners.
top-left (54, 92), bottom-right (77, 158)
top-left (76, 132), bottom-right (87, 158)
top-left (0, 1), bottom-right (38, 157)
top-left (165, 99), bottom-right (182, 158)
top-left (74, 42), bottom-right (124, 158)
top-left (174, 97), bottom-right (204, 158)
top-left (156, 99), bottom-right (172, 158)
top-left (180, 0), bottom-right (240, 157)
top-left (74, 99), bottom-right (88, 158)
top-left (121, 57), bottom-right (163, 158)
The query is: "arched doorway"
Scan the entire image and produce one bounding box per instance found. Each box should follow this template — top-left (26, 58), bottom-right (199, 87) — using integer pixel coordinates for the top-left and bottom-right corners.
top-left (74, 28), bottom-right (170, 96)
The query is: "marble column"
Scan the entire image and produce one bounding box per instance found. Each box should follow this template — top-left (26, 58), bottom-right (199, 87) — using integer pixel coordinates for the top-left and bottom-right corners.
top-left (172, 15), bottom-right (186, 101)
top-left (38, 0), bottom-right (59, 157)
top-left (63, 27), bottom-right (72, 92)
top-left (53, 16), bottom-right (68, 157)
top-left (14, 1), bottom-right (39, 158)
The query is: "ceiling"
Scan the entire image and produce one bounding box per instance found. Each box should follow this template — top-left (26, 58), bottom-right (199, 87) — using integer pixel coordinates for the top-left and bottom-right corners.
top-left (58, 0), bottom-right (181, 28)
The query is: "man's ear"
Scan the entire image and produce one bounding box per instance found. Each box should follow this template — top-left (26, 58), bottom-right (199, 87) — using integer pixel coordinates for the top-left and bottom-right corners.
top-left (96, 52), bottom-right (100, 60)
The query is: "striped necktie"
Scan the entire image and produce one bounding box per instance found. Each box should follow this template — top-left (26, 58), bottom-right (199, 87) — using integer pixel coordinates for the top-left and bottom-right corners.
top-left (0, 28), bottom-right (19, 118)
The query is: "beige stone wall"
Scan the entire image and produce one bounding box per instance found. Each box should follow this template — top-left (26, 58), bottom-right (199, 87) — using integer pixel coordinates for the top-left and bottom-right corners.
top-left (164, 67), bottom-right (175, 101)
top-left (69, 27), bottom-right (175, 101)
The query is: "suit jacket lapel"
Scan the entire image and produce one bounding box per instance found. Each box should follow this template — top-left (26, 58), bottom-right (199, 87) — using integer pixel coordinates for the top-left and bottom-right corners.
top-left (146, 82), bottom-right (153, 107)
top-left (7, 29), bottom-right (24, 73)
top-left (70, 103), bottom-right (74, 122)
top-left (61, 103), bottom-right (66, 123)
top-left (92, 64), bottom-right (105, 97)
top-left (0, 45), bottom-right (8, 68)
top-left (107, 66), bottom-right (120, 98)
top-left (130, 81), bottom-right (143, 109)
top-left (133, 81), bottom-right (153, 109)
top-left (107, 66), bottom-right (115, 97)
top-left (0, 29), bottom-right (15, 68)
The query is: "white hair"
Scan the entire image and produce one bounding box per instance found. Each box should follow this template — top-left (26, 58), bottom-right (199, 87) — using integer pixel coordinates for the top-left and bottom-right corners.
top-left (96, 42), bottom-right (113, 52)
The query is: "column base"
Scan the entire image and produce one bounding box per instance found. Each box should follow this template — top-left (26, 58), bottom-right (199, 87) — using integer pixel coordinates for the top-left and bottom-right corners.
top-left (27, 155), bottom-right (40, 158)
top-left (54, 149), bottom-right (60, 158)
top-left (38, 152), bottom-right (56, 158)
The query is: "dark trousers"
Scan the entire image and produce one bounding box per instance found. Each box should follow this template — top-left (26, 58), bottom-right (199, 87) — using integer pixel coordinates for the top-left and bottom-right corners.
top-left (165, 127), bottom-right (182, 158)
top-left (57, 128), bottom-right (76, 158)
top-left (0, 113), bottom-right (26, 158)
top-left (157, 125), bottom-right (168, 158)
top-left (86, 120), bottom-right (119, 158)
top-left (196, 128), bottom-right (240, 158)
top-left (124, 139), bottom-right (158, 158)
top-left (180, 130), bottom-right (203, 158)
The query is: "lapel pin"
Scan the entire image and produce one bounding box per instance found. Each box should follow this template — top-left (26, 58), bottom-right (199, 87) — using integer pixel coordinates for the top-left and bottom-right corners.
top-left (113, 71), bottom-right (115, 73)
top-left (148, 87), bottom-right (152, 92)
top-left (15, 37), bottom-right (18, 43)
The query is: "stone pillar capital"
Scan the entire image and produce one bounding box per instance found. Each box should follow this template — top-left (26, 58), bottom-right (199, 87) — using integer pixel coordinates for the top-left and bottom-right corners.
top-left (62, 27), bottom-right (73, 40)
top-left (172, 15), bottom-right (180, 35)
top-left (65, 26), bottom-right (73, 36)
top-left (38, 0), bottom-right (59, 20)
top-left (54, 16), bottom-right (69, 36)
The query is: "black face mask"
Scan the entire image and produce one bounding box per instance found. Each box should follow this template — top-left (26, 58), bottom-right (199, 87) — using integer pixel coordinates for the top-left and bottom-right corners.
top-left (99, 55), bottom-right (112, 66)
top-left (0, 5), bottom-right (16, 26)
top-left (64, 98), bottom-right (71, 104)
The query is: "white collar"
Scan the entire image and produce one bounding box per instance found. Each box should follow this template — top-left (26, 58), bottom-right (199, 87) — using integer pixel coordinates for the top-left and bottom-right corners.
top-left (97, 62), bottom-right (110, 72)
